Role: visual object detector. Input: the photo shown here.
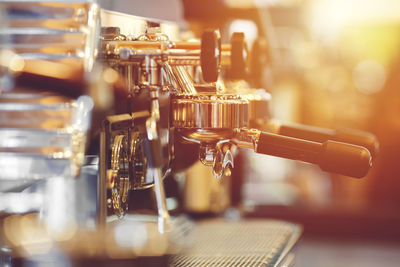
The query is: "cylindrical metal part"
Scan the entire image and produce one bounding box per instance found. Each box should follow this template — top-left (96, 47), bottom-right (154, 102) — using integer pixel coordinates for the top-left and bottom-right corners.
top-left (163, 63), bottom-right (197, 95)
top-left (98, 131), bottom-right (107, 227)
top-left (172, 94), bottom-right (249, 129)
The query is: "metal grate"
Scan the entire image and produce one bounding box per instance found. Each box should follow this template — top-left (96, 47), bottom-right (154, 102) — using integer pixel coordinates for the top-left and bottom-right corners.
top-left (170, 219), bottom-right (301, 267)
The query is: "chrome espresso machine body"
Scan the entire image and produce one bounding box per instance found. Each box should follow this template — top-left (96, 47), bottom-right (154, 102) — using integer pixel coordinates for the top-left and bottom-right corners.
top-left (0, 2), bottom-right (378, 267)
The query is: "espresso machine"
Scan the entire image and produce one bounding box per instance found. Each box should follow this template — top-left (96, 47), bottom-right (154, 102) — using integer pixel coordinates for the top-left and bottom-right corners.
top-left (0, 1), bottom-right (378, 266)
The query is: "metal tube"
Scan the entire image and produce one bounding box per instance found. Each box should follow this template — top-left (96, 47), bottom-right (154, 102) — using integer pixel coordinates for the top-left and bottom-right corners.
top-left (163, 63), bottom-right (197, 95)
top-left (152, 167), bottom-right (170, 234)
top-left (98, 130), bottom-right (107, 227)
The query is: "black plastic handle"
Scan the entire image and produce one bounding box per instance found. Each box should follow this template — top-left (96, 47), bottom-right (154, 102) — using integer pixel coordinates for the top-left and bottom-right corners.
top-left (200, 29), bottom-right (221, 82)
top-left (278, 123), bottom-right (379, 158)
top-left (255, 132), bottom-right (372, 178)
top-left (227, 32), bottom-right (248, 80)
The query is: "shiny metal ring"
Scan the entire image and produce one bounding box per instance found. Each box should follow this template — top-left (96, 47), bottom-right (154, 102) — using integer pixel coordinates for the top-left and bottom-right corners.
top-left (171, 93), bottom-right (249, 129)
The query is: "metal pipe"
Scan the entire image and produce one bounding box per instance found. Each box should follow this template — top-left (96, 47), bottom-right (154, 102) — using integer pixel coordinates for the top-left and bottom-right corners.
top-left (163, 63), bottom-right (197, 95)
top-left (98, 130), bottom-right (107, 227)
top-left (152, 167), bottom-right (170, 234)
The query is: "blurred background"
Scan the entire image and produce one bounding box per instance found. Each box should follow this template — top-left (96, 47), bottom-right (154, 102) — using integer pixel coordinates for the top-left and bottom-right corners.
top-left (97, 0), bottom-right (400, 265)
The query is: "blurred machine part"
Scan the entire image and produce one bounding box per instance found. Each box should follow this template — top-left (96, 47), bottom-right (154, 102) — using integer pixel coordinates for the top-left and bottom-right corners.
top-left (0, 1), bottom-right (98, 226)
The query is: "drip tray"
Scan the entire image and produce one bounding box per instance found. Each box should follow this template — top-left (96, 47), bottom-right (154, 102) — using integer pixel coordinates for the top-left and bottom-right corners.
top-left (170, 218), bottom-right (301, 267)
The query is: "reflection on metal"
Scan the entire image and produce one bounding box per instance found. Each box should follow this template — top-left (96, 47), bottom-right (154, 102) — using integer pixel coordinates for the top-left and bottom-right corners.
top-left (165, 64), bottom-right (198, 95)
top-left (152, 167), bottom-right (170, 234)
top-left (0, 95), bottom-right (93, 190)
top-left (0, 1), bottom-right (100, 71)
top-left (111, 135), bottom-right (130, 217)
top-left (198, 143), bottom-right (234, 179)
top-left (172, 92), bottom-right (248, 178)
top-left (101, 9), bottom-right (179, 41)
top-left (172, 93), bottom-right (249, 130)
top-left (212, 143), bottom-right (234, 178)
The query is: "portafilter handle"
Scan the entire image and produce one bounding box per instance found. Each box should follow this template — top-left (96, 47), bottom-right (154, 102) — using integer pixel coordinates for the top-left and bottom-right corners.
top-left (234, 129), bottom-right (372, 178)
top-left (269, 121), bottom-right (379, 159)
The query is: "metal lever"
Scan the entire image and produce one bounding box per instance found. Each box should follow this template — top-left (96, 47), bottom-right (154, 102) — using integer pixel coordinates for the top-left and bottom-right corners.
top-left (234, 129), bottom-right (372, 178)
top-left (145, 117), bottom-right (170, 234)
top-left (272, 122), bottom-right (379, 158)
